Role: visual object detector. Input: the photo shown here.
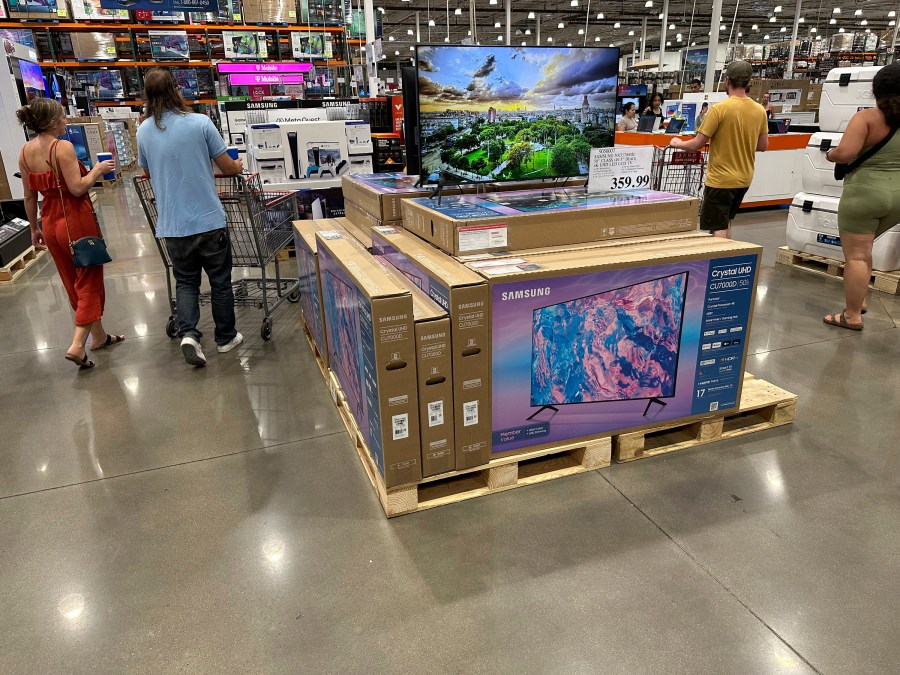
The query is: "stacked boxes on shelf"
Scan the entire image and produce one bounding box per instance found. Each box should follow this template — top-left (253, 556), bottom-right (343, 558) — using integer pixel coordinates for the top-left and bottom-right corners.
top-left (787, 66), bottom-right (900, 271)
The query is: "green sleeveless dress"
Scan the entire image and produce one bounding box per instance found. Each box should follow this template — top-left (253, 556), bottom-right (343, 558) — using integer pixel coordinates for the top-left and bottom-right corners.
top-left (838, 130), bottom-right (900, 235)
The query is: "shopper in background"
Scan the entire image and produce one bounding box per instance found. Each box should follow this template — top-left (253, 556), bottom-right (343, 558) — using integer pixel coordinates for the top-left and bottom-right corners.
top-left (16, 98), bottom-right (122, 369)
top-left (689, 78), bottom-right (703, 93)
top-left (669, 61), bottom-right (768, 239)
top-left (822, 63), bottom-right (900, 330)
top-left (137, 68), bottom-right (244, 367)
top-left (617, 102), bottom-right (639, 131)
top-left (696, 102), bottom-right (710, 128)
top-left (643, 92), bottom-right (665, 121)
top-left (761, 93), bottom-right (775, 119)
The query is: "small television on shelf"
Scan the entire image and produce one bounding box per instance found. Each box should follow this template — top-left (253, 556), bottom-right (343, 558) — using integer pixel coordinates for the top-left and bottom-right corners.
top-left (414, 44), bottom-right (619, 184)
top-left (173, 69), bottom-right (199, 98)
top-left (530, 272), bottom-right (688, 418)
top-left (149, 30), bottom-right (190, 61)
top-left (74, 70), bottom-right (125, 100)
top-left (222, 31), bottom-right (268, 60)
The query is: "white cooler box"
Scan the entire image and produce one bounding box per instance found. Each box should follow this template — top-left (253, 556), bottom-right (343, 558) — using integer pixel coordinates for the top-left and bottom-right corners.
top-left (819, 66), bottom-right (881, 133)
top-left (801, 132), bottom-right (844, 197)
top-left (787, 192), bottom-right (900, 271)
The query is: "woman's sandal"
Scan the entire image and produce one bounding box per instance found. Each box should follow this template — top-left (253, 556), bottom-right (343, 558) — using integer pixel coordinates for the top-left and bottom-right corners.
top-left (64, 351), bottom-right (95, 368)
top-left (823, 311), bottom-right (863, 331)
top-left (91, 334), bottom-right (125, 350)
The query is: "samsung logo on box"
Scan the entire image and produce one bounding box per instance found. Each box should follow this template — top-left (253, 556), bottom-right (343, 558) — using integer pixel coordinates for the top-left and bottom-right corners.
top-left (501, 287), bottom-right (551, 301)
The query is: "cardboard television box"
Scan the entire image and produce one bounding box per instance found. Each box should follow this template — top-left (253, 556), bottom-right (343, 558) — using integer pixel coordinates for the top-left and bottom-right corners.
top-left (342, 172), bottom-right (434, 224)
top-left (316, 230), bottom-right (422, 487)
top-left (345, 198), bottom-right (397, 240)
top-left (401, 189), bottom-right (699, 257)
top-left (293, 218), bottom-right (355, 368)
top-left (374, 259), bottom-right (456, 477)
top-left (370, 226), bottom-right (492, 470)
top-left (468, 236), bottom-right (762, 458)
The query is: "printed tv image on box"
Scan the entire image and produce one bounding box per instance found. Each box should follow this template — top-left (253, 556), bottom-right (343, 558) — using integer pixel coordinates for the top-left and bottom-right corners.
top-left (416, 45), bottom-right (619, 183)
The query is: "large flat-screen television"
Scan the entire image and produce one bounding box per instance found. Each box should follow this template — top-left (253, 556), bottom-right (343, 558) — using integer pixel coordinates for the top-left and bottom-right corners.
top-left (74, 70), bottom-right (125, 100)
top-left (530, 272), bottom-right (687, 417)
top-left (149, 30), bottom-right (190, 61)
top-left (16, 59), bottom-right (46, 101)
top-left (323, 270), bottom-right (362, 419)
top-left (401, 66), bottom-right (421, 175)
top-left (173, 68), bottom-right (198, 98)
top-left (415, 44), bottom-right (619, 183)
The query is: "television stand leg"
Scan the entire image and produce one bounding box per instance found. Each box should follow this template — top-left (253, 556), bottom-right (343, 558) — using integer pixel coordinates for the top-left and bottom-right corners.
top-left (526, 404), bottom-right (559, 421)
top-left (643, 397), bottom-right (667, 416)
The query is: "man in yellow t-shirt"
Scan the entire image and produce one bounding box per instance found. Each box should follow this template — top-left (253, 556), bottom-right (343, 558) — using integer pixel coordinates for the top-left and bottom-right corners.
top-left (670, 61), bottom-right (769, 238)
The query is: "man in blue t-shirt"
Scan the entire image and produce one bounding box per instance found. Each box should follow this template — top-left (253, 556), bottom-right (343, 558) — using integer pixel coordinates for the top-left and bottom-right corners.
top-left (138, 68), bottom-right (244, 367)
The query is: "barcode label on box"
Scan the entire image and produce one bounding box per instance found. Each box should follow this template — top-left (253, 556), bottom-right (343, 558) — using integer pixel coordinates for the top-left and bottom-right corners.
top-left (428, 400), bottom-right (444, 427)
top-left (709, 401), bottom-right (719, 412)
top-left (457, 224), bottom-right (508, 252)
top-left (392, 413), bottom-right (409, 440)
top-left (463, 400), bottom-right (478, 427)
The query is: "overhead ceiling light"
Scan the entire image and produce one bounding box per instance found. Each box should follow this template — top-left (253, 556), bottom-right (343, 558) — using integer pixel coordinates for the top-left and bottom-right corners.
top-left (394, 50), bottom-right (400, 56)
top-left (669, 23), bottom-right (675, 29)
top-left (737, 31), bottom-right (743, 37)
top-left (614, 22), bottom-right (621, 28)
top-left (489, 0), bottom-right (497, 4)
top-left (578, 28), bottom-right (584, 35)
top-left (860, 19), bottom-right (868, 25)
top-left (658, 13), bottom-right (664, 19)
top-left (454, 7), bottom-right (461, 14)
top-left (890, 11), bottom-right (897, 17)
top-left (558, 22), bottom-right (565, 28)
top-left (527, 11), bottom-right (535, 18)
top-left (764, 34), bottom-right (770, 39)
top-left (720, 24), bottom-right (726, 30)
top-left (410, 46), bottom-right (415, 50)
top-left (691, 41), bottom-right (696, 45)
top-left (388, 35), bottom-right (394, 41)
top-left (809, 27), bottom-right (816, 32)
top-left (832, 7), bottom-right (840, 13)
top-left (854, 9), bottom-right (861, 15)
top-left (666, 40), bottom-right (671, 45)
top-left (769, 16), bottom-right (776, 22)
top-left (467, 30), bottom-right (472, 35)
top-left (494, 21), bottom-right (501, 27)
top-left (780, 26), bottom-right (787, 31)
top-left (567, 42), bottom-right (573, 46)
top-left (597, 13), bottom-right (604, 19)
top-left (497, 35), bottom-right (503, 40)
top-left (676, 33), bottom-right (682, 39)
top-left (571, 0), bottom-right (579, 6)
top-left (428, 19), bottom-right (435, 26)
top-left (829, 17), bottom-right (837, 23)
top-left (838, 27), bottom-right (845, 32)
top-left (774, 5), bottom-right (782, 12)
top-left (891, 20), bottom-right (897, 26)
top-left (645, 0), bottom-right (653, 6)
top-left (522, 41), bottom-right (527, 45)
top-left (798, 17), bottom-right (804, 22)
top-left (376, 6), bottom-right (384, 13)
top-left (547, 36), bottom-right (553, 42)
top-left (628, 30), bottom-right (635, 35)
top-left (407, 29), bottom-right (413, 35)
top-left (865, 27), bottom-right (870, 32)
top-left (609, 43), bottom-right (615, 47)
top-left (525, 29), bottom-right (531, 34)
top-left (595, 36), bottom-right (601, 41)
top-left (752, 24), bottom-right (758, 29)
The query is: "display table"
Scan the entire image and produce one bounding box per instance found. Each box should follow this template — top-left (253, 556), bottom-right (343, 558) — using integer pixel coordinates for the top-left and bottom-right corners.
top-left (615, 131), bottom-right (811, 208)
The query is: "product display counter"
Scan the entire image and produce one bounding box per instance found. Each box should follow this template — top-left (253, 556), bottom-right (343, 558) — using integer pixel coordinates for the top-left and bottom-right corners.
top-left (615, 130), bottom-right (812, 208)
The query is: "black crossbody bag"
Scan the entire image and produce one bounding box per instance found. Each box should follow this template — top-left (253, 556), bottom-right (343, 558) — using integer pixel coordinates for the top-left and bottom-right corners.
top-left (833, 127), bottom-right (898, 180)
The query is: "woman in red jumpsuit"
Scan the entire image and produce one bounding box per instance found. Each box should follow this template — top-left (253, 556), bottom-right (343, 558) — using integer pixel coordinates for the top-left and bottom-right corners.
top-left (17, 98), bottom-right (123, 368)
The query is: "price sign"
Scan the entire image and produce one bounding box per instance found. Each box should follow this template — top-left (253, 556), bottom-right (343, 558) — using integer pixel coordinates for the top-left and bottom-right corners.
top-left (588, 146), bottom-right (654, 194)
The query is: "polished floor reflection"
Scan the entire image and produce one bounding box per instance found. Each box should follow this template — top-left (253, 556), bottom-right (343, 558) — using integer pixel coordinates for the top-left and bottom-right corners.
top-left (0, 184), bottom-right (898, 673)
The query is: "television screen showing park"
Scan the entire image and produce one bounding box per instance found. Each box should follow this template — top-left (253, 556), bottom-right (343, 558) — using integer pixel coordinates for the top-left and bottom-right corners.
top-left (531, 273), bottom-right (687, 406)
top-left (416, 45), bottom-right (619, 182)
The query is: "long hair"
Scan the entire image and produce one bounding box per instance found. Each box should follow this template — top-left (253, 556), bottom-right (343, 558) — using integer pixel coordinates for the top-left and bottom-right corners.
top-left (873, 64), bottom-right (900, 128)
top-left (143, 67), bottom-right (189, 130)
top-left (16, 97), bottom-right (64, 133)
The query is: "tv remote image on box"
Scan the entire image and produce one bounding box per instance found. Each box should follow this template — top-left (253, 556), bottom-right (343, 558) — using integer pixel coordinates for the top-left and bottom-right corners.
top-left (287, 132), bottom-right (300, 179)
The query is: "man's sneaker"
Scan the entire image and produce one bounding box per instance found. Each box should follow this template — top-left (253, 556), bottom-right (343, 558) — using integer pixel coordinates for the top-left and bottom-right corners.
top-left (217, 332), bottom-right (243, 353)
top-left (181, 337), bottom-right (207, 367)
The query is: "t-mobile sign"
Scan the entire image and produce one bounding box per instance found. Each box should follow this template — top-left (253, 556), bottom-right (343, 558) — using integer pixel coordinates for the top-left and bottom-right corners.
top-left (218, 62), bottom-right (314, 74)
top-left (229, 74), bottom-right (305, 85)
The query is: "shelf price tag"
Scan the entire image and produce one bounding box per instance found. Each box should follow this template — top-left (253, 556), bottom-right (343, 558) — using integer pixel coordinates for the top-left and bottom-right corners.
top-left (588, 146), bottom-right (654, 194)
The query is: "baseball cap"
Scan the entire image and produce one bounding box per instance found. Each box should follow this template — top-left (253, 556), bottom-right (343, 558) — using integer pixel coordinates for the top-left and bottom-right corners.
top-left (725, 60), bottom-right (753, 80)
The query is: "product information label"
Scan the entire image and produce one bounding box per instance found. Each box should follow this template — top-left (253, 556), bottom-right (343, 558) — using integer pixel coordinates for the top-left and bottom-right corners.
top-left (428, 400), bottom-right (444, 427)
top-left (392, 413), bottom-right (409, 441)
top-left (691, 255), bottom-right (758, 415)
top-left (463, 400), bottom-right (479, 427)
top-left (588, 146), bottom-right (654, 194)
top-left (457, 224), bottom-right (508, 252)
top-left (816, 233), bottom-right (841, 247)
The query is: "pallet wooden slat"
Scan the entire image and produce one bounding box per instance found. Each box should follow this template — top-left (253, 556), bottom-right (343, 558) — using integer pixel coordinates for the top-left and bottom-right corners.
top-left (776, 246), bottom-right (900, 295)
top-left (0, 247), bottom-right (46, 284)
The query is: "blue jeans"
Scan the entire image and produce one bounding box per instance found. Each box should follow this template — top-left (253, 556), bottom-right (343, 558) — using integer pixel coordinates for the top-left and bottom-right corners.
top-left (164, 228), bottom-right (237, 346)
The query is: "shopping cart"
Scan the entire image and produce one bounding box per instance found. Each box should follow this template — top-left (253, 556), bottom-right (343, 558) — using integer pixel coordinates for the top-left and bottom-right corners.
top-left (652, 146), bottom-right (707, 200)
top-left (134, 173), bottom-right (301, 341)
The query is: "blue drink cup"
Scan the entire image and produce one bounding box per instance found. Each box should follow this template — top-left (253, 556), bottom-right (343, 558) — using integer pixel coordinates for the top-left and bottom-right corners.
top-left (96, 152), bottom-right (116, 180)
top-left (226, 146), bottom-right (239, 160)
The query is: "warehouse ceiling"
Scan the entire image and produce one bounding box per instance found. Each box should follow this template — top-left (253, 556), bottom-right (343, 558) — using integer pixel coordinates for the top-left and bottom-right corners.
top-left (374, 0), bottom-right (898, 62)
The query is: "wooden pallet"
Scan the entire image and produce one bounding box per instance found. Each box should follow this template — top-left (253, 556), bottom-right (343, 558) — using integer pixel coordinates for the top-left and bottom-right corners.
top-left (327, 370), bottom-right (611, 517)
top-left (776, 246), bottom-right (900, 295)
top-left (613, 375), bottom-right (797, 462)
top-left (0, 246), bottom-right (46, 284)
top-left (300, 316), bottom-right (327, 379)
top-left (277, 245), bottom-right (296, 262)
